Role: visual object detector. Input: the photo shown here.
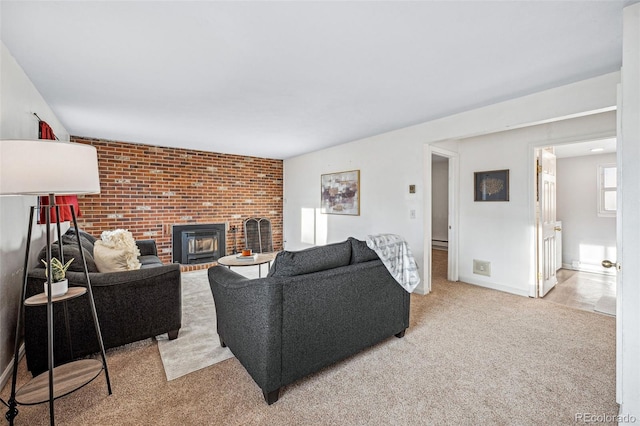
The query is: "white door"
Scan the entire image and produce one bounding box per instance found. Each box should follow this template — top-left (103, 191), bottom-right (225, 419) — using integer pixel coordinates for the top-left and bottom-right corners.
top-left (537, 148), bottom-right (558, 297)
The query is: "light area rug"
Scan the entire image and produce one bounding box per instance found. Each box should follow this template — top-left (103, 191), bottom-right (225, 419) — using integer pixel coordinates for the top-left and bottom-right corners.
top-left (594, 294), bottom-right (616, 316)
top-left (156, 269), bottom-right (233, 380)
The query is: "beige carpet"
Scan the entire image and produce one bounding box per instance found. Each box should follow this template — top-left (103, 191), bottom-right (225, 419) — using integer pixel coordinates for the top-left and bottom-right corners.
top-left (1, 252), bottom-right (617, 425)
top-left (156, 269), bottom-right (232, 380)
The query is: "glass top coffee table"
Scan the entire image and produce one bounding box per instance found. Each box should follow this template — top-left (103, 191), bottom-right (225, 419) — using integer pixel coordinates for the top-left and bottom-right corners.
top-left (216, 252), bottom-right (277, 278)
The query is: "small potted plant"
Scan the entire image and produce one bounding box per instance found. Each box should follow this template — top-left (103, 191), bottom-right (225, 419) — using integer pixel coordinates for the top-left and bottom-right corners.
top-left (41, 257), bottom-right (74, 297)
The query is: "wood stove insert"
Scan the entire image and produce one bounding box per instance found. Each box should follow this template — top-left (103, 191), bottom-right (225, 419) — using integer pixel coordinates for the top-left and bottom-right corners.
top-left (172, 223), bottom-right (226, 264)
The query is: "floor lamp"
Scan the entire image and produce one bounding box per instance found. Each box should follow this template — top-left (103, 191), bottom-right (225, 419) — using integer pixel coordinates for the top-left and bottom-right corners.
top-left (0, 139), bottom-right (112, 425)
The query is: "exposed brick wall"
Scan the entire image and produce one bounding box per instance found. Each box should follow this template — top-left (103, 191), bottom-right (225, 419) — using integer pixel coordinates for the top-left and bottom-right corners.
top-left (72, 136), bottom-right (283, 267)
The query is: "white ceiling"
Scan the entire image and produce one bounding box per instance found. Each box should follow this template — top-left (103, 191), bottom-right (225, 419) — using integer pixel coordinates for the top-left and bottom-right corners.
top-left (0, 1), bottom-right (632, 160)
top-left (554, 137), bottom-right (617, 159)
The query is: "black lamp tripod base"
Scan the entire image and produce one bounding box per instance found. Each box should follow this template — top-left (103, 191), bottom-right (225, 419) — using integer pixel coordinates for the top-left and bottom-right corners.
top-left (6, 197), bottom-right (112, 426)
top-left (5, 405), bottom-right (18, 423)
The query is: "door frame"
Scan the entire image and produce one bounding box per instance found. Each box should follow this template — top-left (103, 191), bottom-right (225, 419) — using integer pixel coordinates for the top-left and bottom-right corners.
top-left (424, 145), bottom-right (459, 294)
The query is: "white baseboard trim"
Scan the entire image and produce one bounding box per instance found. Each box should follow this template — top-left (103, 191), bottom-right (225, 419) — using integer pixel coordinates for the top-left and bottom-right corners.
top-left (0, 343), bottom-right (25, 391)
top-left (413, 285), bottom-right (429, 296)
top-left (458, 275), bottom-right (530, 297)
top-left (561, 262), bottom-right (616, 276)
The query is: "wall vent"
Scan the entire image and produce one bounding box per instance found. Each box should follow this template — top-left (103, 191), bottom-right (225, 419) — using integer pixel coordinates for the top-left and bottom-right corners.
top-left (473, 259), bottom-right (491, 277)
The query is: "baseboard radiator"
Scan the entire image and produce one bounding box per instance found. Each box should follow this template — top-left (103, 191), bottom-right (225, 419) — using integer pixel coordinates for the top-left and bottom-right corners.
top-left (432, 239), bottom-right (448, 250)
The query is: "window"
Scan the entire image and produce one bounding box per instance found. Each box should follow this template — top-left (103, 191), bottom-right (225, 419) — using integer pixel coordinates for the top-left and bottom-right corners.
top-left (598, 164), bottom-right (617, 217)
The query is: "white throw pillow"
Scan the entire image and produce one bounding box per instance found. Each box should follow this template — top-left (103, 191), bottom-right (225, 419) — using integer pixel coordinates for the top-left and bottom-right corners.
top-left (93, 229), bottom-right (141, 272)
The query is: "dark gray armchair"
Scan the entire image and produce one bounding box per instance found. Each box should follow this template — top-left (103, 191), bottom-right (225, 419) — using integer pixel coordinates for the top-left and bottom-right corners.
top-left (24, 228), bottom-right (181, 376)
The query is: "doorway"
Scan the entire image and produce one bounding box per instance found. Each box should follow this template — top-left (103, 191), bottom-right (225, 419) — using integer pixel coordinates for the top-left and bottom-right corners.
top-left (425, 145), bottom-right (459, 294)
top-left (432, 154), bottom-right (449, 251)
top-left (534, 138), bottom-right (617, 313)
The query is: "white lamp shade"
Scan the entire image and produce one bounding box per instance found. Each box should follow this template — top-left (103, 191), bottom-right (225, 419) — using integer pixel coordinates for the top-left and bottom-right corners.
top-left (0, 139), bottom-right (101, 195)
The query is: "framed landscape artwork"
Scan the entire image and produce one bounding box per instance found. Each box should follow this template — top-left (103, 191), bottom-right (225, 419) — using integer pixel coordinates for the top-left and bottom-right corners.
top-left (474, 169), bottom-right (509, 202)
top-left (321, 170), bottom-right (360, 215)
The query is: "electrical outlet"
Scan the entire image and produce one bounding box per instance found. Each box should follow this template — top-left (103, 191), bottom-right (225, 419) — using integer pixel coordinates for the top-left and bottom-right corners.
top-left (410, 209), bottom-right (416, 219)
top-left (473, 259), bottom-right (491, 277)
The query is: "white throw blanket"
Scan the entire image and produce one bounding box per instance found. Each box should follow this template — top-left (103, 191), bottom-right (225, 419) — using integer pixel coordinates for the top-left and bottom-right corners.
top-left (366, 234), bottom-right (420, 293)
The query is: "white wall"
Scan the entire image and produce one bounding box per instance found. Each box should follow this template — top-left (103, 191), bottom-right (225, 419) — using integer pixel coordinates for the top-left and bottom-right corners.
top-left (284, 72), bottom-right (619, 297)
top-left (284, 130), bottom-right (425, 277)
top-left (0, 42), bottom-right (70, 386)
top-left (454, 112), bottom-right (616, 296)
top-left (431, 158), bottom-right (448, 244)
top-left (556, 153), bottom-right (617, 273)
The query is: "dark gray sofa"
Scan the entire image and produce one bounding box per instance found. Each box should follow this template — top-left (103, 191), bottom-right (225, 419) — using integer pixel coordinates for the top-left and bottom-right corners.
top-left (208, 237), bottom-right (410, 404)
top-left (25, 227), bottom-right (181, 376)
